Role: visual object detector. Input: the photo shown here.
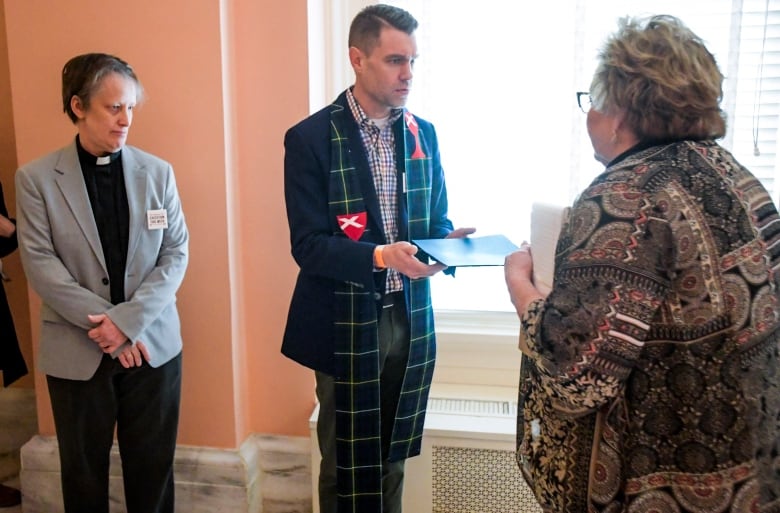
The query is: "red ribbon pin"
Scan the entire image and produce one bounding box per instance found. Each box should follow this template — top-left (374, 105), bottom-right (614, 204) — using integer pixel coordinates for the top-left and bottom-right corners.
top-left (404, 111), bottom-right (426, 159)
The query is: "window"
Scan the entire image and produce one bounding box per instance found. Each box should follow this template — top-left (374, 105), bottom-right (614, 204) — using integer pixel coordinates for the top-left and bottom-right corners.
top-left (312, 0), bottom-right (780, 314)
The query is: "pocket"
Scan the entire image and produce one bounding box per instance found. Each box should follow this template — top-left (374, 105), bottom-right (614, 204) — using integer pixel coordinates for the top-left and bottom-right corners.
top-left (516, 359), bottom-right (578, 512)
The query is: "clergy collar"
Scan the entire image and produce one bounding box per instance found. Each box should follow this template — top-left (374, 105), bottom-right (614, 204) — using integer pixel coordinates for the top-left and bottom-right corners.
top-left (76, 135), bottom-right (121, 166)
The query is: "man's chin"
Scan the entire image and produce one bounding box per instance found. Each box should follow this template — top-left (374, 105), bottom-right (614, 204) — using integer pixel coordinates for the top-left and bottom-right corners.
top-left (392, 93), bottom-right (410, 107)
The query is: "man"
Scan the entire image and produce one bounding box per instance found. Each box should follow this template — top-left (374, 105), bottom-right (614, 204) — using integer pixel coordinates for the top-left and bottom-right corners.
top-left (282, 5), bottom-right (473, 513)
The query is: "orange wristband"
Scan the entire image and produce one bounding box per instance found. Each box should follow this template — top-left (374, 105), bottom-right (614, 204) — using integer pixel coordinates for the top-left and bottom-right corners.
top-left (374, 245), bottom-right (386, 269)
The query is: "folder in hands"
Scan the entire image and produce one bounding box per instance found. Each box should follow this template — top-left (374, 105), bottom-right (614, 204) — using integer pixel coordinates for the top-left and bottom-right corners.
top-left (412, 234), bottom-right (519, 267)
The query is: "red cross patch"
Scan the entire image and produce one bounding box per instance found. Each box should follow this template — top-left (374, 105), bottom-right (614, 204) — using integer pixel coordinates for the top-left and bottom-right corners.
top-left (336, 212), bottom-right (367, 241)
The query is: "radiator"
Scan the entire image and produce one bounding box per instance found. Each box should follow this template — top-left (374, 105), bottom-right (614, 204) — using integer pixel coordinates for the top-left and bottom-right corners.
top-left (309, 395), bottom-right (543, 513)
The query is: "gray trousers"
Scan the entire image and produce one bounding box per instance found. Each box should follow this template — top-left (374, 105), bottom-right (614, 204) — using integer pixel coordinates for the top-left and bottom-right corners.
top-left (315, 291), bottom-right (409, 513)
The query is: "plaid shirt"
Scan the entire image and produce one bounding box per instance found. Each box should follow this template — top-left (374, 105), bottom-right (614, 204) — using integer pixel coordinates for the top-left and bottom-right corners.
top-left (346, 88), bottom-right (403, 292)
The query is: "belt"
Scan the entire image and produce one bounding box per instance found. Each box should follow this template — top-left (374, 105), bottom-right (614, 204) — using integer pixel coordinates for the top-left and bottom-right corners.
top-left (381, 291), bottom-right (404, 308)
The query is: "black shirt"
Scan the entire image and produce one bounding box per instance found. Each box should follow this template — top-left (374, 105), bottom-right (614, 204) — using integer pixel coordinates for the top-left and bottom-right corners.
top-left (76, 136), bottom-right (129, 305)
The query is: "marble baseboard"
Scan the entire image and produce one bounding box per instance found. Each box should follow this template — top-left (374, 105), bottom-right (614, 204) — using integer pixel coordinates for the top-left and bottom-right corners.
top-left (0, 388), bottom-right (37, 483)
top-left (19, 434), bottom-right (312, 513)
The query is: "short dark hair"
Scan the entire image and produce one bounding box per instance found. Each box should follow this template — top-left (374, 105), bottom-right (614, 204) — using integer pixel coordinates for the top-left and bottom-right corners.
top-left (348, 4), bottom-right (418, 54)
top-left (61, 53), bottom-right (144, 124)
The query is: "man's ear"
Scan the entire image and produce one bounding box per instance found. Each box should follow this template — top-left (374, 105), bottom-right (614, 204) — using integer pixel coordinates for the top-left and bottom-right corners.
top-left (349, 46), bottom-right (364, 74)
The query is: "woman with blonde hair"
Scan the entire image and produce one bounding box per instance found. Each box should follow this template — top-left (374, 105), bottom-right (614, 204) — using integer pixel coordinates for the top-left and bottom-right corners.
top-left (506, 15), bottom-right (780, 513)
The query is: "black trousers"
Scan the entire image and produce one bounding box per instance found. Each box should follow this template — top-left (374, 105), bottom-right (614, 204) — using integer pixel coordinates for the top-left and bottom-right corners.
top-left (316, 291), bottom-right (409, 513)
top-left (46, 352), bottom-right (182, 513)
top-left (0, 281), bottom-right (27, 387)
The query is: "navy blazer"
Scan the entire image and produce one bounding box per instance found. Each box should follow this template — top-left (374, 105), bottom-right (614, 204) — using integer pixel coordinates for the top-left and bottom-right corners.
top-left (282, 91), bottom-right (453, 374)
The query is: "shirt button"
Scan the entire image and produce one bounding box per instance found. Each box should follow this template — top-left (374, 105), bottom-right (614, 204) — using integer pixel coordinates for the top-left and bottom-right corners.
top-left (102, 278), bottom-right (109, 285)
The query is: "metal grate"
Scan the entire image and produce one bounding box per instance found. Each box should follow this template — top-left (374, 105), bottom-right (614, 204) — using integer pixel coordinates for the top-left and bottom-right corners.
top-left (427, 398), bottom-right (517, 417)
top-left (432, 445), bottom-right (542, 513)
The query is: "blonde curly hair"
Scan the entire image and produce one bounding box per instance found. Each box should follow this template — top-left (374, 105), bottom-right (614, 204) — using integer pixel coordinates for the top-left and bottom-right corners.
top-left (590, 15), bottom-right (726, 140)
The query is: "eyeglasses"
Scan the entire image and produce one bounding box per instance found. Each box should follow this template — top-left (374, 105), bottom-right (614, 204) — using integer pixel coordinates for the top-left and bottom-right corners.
top-left (576, 91), bottom-right (591, 113)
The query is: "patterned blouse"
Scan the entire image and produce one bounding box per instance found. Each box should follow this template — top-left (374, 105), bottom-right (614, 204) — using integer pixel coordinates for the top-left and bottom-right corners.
top-left (517, 140), bottom-right (780, 513)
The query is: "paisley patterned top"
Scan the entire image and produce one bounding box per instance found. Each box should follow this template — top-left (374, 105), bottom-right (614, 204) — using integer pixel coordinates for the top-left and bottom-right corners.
top-left (517, 140), bottom-right (780, 513)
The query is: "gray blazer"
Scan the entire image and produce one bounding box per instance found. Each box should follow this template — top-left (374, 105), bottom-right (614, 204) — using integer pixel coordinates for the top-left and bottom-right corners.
top-left (15, 141), bottom-right (189, 380)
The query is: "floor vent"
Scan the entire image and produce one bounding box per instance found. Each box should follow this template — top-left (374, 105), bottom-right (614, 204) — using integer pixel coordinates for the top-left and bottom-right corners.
top-left (427, 398), bottom-right (517, 417)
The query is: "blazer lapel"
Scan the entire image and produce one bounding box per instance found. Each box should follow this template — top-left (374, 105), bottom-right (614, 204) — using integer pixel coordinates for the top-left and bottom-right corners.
top-left (53, 144), bottom-right (107, 273)
top-left (122, 148), bottom-right (147, 264)
top-left (334, 95), bottom-right (385, 240)
top-left (393, 116), bottom-right (409, 242)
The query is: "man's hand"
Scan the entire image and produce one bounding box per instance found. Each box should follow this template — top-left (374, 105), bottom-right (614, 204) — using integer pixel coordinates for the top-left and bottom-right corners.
top-left (445, 227), bottom-right (476, 239)
top-left (381, 241), bottom-right (445, 278)
top-left (380, 228), bottom-right (477, 278)
top-left (87, 313), bottom-right (129, 354)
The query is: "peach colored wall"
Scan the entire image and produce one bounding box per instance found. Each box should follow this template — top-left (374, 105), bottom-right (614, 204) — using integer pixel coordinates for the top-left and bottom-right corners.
top-left (2, 0), bottom-right (313, 447)
top-left (0, 0), bottom-right (33, 389)
top-left (229, 0), bottom-right (315, 437)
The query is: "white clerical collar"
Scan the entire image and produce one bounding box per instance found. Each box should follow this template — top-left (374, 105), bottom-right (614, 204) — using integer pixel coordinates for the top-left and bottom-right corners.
top-left (96, 155), bottom-right (111, 165)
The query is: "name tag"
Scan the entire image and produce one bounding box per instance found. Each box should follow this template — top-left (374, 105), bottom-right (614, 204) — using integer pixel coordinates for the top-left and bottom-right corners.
top-left (147, 209), bottom-right (168, 230)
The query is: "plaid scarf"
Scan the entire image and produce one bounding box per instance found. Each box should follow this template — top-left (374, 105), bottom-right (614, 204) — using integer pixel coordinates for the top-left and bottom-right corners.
top-left (328, 102), bottom-right (437, 513)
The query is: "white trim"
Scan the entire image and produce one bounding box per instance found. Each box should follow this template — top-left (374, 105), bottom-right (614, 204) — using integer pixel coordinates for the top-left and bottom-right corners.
top-left (435, 309), bottom-right (520, 340)
top-left (434, 310), bottom-right (522, 389)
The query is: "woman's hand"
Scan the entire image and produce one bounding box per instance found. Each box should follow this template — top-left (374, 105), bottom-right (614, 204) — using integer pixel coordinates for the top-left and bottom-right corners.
top-left (87, 313), bottom-right (128, 353)
top-left (118, 341), bottom-right (152, 368)
top-left (505, 243), bottom-right (534, 281)
top-left (504, 243), bottom-right (543, 315)
top-left (0, 215), bottom-right (15, 238)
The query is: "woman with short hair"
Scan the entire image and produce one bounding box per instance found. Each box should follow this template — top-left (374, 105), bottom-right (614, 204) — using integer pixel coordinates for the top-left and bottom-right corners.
top-left (506, 15), bottom-right (780, 513)
top-left (15, 53), bottom-right (188, 513)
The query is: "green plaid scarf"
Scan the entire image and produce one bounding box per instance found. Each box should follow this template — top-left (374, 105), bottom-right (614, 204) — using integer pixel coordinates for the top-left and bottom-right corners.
top-left (328, 103), bottom-right (437, 513)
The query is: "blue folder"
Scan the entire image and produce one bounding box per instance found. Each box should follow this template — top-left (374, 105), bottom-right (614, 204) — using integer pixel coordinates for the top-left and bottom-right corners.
top-left (412, 234), bottom-right (519, 267)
